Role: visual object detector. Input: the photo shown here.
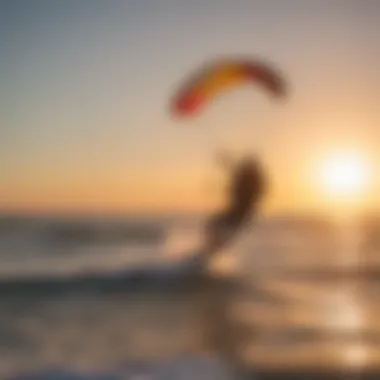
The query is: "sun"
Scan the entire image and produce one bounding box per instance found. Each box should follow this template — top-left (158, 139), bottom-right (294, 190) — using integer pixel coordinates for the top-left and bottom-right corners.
top-left (317, 152), bottom-right (370, 199)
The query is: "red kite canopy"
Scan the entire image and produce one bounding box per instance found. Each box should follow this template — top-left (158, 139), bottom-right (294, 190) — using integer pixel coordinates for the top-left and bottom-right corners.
top-left (171, 58), bottom-right (287, 117)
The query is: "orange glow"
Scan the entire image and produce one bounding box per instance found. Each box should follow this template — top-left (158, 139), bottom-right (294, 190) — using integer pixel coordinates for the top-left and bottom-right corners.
top-left (312, 149), bottom-right (374, 214)
top-left (1, 146), bottom-right (378, 215)
top-left (318, 153), bottom-right (369, 198)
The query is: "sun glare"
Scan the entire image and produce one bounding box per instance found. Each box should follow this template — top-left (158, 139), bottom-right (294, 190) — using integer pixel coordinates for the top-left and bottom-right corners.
top-left (318, 152), bottom-right (370, 199)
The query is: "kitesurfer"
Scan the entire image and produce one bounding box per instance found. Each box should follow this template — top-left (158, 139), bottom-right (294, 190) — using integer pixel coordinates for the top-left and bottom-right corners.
top-left (202, 154), bottom-right (267, 258)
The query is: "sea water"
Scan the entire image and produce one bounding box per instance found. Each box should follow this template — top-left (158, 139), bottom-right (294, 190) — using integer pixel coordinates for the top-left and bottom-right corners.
top-left (1, 213), bottom-right (380, 379)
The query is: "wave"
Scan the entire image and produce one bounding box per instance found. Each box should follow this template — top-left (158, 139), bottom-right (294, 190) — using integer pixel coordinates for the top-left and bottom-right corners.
top-left (46, 221), bottom-right (165, 246)
top-left (0, 215), bottom-right (166, 250)
top-left (10, 355), bottom-right (379, 379)
top-left (10, 356), bottom-right (232, 380)
top-left (0, 253), bottom-right (210, 298)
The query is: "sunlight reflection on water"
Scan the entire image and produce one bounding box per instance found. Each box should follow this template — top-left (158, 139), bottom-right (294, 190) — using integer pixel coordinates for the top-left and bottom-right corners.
top-left (2, 216), bottom-right (380, 377)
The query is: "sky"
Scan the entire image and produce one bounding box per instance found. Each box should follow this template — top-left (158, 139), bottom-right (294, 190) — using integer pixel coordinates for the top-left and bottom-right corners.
top-left (1, 0), bottom-right (380, 215)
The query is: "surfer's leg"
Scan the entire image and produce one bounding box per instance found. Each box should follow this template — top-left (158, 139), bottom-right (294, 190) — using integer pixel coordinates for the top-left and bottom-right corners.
top-left (202, 209), bottom-right (244, 261)
top-left (202, 211), bottom-right (228, 256)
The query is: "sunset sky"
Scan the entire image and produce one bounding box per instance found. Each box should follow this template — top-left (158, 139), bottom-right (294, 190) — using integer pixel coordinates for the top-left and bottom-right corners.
top-left (2, 0), bottom-right (380, 215)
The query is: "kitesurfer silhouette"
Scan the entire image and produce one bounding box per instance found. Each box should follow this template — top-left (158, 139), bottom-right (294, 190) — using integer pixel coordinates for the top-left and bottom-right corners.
top-left (202, 153), bottom-right (267, 258)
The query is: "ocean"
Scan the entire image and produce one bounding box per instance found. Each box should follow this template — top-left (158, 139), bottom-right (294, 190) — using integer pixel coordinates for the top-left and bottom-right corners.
top-left (1, 213), bottom-right (380, 379)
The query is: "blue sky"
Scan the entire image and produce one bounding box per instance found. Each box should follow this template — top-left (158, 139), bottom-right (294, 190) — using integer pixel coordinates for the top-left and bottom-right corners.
top-left (1, 0), bottom-right (380, 213)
